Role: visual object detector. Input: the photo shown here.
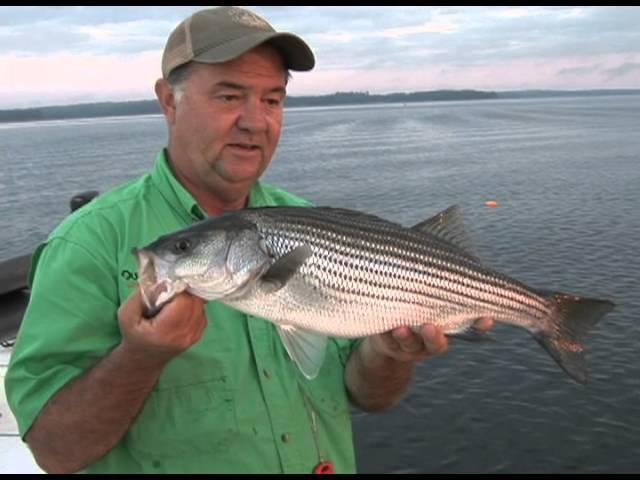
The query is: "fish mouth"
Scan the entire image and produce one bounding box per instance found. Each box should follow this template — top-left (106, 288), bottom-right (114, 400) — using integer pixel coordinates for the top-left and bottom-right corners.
top-left (133, 248), bottom-right (184, 318)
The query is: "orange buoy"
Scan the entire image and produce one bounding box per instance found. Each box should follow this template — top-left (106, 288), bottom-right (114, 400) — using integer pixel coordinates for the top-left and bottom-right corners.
top-left (484, 200), bottom-right (498, 207)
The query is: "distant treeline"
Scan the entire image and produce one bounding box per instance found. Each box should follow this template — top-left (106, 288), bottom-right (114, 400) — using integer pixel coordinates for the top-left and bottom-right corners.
top-left (1, 89), bottom-right (639, 124)
top-left (285, 89), bottom-right (498, 106)
top-left (0, 100), bottom-right (162, 123)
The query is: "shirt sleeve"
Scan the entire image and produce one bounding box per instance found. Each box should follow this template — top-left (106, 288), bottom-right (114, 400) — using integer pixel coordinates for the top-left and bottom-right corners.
top-left (4, 235), bottom-right (121, 438)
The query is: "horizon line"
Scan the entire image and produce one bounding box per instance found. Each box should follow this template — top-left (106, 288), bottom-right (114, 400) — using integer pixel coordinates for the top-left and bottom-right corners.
top-left (3, 88), bottom-right (640, 113)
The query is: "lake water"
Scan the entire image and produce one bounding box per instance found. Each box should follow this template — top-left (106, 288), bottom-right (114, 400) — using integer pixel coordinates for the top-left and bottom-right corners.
top-left (1, 95), bottom-right (639, 473)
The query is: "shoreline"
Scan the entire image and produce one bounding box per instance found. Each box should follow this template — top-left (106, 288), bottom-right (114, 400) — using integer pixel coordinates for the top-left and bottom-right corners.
top-left (2, 89), bottom-right (640, 125)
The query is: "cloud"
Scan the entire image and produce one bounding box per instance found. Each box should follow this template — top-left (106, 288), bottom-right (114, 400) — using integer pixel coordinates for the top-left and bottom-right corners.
top-left (0, 50), bottom-right (161, 108)
top-left (1, 6), bottom-right (639, 108)
top-left (555, 59), bottom-right (640, 83)
top-left (0, 6), bottom-right (202, 26)
top-left (603, 62), bottom-right (640, 80)
top-left (558, 64), bottom-right (602, 76)
top-left (0, 6), bottom-right (201, 55)
top-left (493, 6), bottom-right (548, 19)
top-left (382, 20), bottom-right (459, 38)
top-left (73, 20), bottom-right (177, 54)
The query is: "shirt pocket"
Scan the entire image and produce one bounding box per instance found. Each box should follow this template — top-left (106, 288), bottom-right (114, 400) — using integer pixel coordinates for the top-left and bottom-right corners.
top-left (125, 370), bottom-right (238, 458)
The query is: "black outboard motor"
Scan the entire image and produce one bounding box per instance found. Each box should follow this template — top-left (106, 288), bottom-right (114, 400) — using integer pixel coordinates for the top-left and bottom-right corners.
top-left (70, 190), bottom-right (100, 212)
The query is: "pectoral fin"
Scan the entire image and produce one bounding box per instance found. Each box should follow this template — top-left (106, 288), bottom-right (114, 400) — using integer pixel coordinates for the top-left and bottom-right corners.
top-left (261, 244), bottom-right (312, 294)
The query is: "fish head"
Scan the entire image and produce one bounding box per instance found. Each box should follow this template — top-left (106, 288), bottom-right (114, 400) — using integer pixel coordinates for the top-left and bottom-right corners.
top-left (133, 215), bottom-right (271, 316)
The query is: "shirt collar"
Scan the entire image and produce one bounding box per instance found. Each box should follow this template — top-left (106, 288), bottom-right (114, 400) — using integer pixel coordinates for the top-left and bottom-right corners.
top-left (149, 149), bottom-right (205, 221)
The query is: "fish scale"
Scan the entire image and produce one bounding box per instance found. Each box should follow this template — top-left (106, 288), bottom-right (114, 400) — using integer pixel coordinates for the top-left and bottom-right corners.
top-left (244, 208), bottom-right (550, 333)
top-left (270, 210), bottom-right (539, 308)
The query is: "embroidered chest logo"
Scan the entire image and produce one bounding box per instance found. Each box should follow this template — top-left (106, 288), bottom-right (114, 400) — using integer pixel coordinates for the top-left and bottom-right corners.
top-left (121, 269), bottom-right (138, 288)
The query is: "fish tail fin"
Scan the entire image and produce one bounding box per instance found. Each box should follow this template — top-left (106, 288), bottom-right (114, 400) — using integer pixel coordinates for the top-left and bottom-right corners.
top-left (533, 291), bottom-right (615, 384)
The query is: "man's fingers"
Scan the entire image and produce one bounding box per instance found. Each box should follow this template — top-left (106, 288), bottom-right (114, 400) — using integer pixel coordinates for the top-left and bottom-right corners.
top-left (389, 324), bottom-right (449, 357)
top-left (118, 287), bottom-right (145, 324)
top-left (377, 331), bottom-right (401, 353)
top-left (391, 327), bottom-right (424, 353)
top-left (420, 324), bottom-right (448, 356)
top-left (474, 316), bottom-right (494, 332)
top-left (372, 319), bottom-right (495, 362)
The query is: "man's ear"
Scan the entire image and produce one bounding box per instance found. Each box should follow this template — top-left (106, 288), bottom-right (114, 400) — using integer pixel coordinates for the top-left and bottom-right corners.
top-left (155, 79), bottom-right (177, 123)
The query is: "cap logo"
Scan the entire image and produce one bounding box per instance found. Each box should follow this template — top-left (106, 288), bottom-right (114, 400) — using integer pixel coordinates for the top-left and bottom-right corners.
top-left (229, 8), bottom-right (270, 29)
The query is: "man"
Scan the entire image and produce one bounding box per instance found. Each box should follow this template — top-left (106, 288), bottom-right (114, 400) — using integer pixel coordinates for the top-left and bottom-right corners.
top-left (5, 6), bottom-right (491, 474)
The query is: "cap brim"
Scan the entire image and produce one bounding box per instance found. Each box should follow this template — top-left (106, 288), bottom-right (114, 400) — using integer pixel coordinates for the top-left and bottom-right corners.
top-left (193, 31), bottom-right (315, 72)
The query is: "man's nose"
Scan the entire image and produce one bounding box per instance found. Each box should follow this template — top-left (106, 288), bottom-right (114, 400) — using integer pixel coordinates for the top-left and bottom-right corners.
top-left (236, 100), bottom-right (268, 133)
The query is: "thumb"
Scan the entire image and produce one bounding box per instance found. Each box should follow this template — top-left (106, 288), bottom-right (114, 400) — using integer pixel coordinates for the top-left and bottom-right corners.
top-left (118, 286), bottom-right (145, 325)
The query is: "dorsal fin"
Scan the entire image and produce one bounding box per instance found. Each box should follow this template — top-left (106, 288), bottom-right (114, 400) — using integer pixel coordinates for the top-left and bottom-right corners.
top-left (411, 205), bottom-right (480, 262)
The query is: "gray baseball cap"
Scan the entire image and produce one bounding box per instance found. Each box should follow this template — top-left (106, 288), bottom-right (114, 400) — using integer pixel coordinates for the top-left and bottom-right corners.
top-left (161, 6), bottom-right (315, 78)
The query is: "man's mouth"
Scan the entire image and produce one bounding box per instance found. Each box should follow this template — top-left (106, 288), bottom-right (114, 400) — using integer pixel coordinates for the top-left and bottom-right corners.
top-left (229, 143), bottom-right (260, 151)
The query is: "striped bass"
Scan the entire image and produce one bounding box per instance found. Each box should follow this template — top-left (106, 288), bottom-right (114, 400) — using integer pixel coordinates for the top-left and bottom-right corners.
top-left (133, 205), bottom-right (614, 383)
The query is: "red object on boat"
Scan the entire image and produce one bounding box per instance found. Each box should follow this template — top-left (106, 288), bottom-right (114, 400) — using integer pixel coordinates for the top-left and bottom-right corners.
top-left (313, 460), bottom-right (335, 474)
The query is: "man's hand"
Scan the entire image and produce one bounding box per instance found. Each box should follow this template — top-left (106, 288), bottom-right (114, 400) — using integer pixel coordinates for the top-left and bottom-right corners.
top-left (368, 317), bottom-right (494, 363)
top-left (118, 287), bottom-right (208, 363)
top-left (23, 288), bottom-right (208, 475)
top-left (346, 317), bottom-right (494, 412)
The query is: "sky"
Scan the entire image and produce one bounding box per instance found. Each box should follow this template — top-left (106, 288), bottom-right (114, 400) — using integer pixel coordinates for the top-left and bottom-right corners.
top-left (1, 6), bottom-right (639, 109)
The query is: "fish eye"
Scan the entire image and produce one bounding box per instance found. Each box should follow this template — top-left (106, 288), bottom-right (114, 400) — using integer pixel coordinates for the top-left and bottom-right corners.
top-left (173, 239), bottom-right (191, 254)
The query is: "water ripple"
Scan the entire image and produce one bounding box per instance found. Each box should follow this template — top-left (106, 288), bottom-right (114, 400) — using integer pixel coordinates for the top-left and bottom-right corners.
top-left (2, 96), bottom-right (639, 473)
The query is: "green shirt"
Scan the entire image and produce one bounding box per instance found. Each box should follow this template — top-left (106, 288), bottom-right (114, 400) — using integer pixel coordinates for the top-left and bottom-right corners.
top-left (5, 150), bottom-right (358, 474)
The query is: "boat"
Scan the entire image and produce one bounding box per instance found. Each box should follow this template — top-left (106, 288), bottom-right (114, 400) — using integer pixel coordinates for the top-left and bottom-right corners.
top-left (1, 191), bottom-right (100, 473)
top-left (0, 190), bottom-right (100, 344)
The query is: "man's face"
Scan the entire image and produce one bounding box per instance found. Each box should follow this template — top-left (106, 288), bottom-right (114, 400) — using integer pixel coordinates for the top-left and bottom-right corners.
top-left (166, 44), bottom-right (287, 205)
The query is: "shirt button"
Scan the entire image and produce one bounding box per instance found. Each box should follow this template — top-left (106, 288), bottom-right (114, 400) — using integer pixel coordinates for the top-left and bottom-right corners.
top-left (281, 433), bottom-right (291, 443)
top-left (263, 368), bottom-right (272, 379)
